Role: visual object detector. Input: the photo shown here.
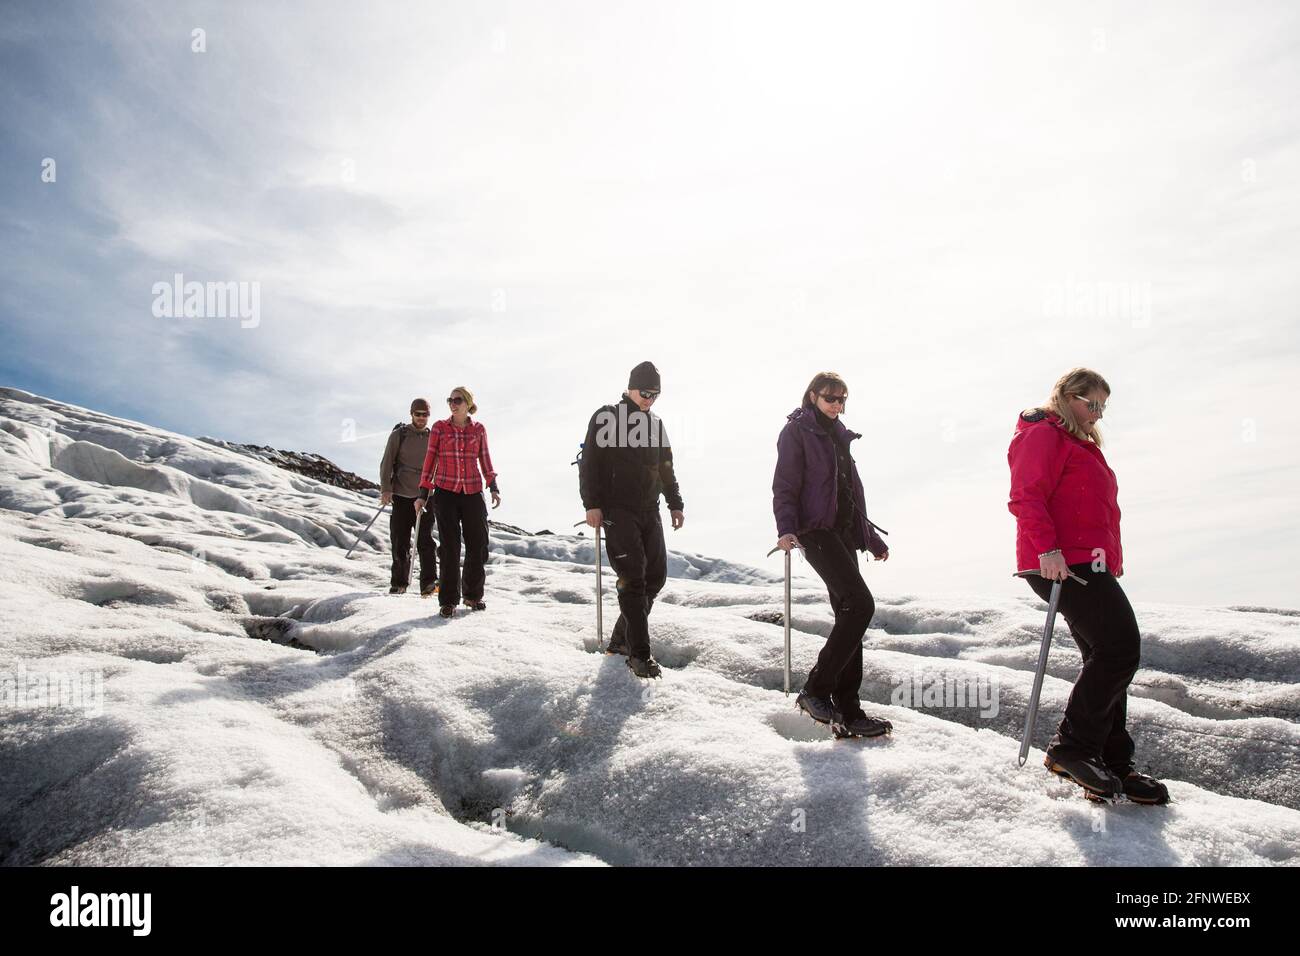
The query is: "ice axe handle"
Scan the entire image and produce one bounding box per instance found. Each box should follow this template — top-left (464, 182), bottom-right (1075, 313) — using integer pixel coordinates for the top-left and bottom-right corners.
top-left (1015, 571), bottom-right (1078, 767)
top-left (576, 518), bottom-right (609, 651)
top-left (767, 544), bottom-right (800, 696)
top-left (345, 503), bottom-right (389, 559)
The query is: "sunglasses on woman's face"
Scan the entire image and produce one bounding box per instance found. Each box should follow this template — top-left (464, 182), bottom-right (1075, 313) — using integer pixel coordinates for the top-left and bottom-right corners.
top-left (1075, 396), bottom-right (1107, 414)
top-left (447, 396), bottom-right (466, 406)
top-left (819, 393), bottom-right (847, 406)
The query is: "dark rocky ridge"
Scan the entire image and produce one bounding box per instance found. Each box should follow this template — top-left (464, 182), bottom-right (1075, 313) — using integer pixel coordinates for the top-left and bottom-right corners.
top-left (200, 437), bottom-right (378, 492)
top-left (200, 437), bottom-right (552, 537)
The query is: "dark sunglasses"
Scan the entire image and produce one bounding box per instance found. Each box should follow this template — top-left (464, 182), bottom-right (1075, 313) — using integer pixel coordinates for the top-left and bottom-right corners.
top-left (638, 390), bottom-right (660, 400)
top-left (446, 396), bottom-right (466, 406)
top-left (818, 393), bottom-right (847, 406)
top-left (411, 411), bottom-right (430, 417)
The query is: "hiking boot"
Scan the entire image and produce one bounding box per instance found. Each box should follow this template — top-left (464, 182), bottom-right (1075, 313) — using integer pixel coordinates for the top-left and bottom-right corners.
top-left (420, 582), bottom-right (439, 598)
top-left (439, 605), bottom-right (455, 619)
top-left (1045, 753), bottom-right (1123, 799)
top-left (833, 711), bottom-right (893, 739)
top-left (389, 585), bottom-right (407, 595)
top-left (606, 615), bottom-right (630, 655)
top-left (463, 599), bottom-right (486, 611)
top-left (605, 631), bottom-right (629, 656)
top-left (1117, 771), bottom-right (1170, 805)
top-left (627, 655), bottom-right (662, 679)
top-left (795, 690), bottom-right (836, 725)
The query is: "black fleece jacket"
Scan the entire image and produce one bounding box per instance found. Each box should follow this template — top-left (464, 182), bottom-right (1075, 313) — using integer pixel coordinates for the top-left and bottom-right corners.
top-left (579, 395), bottom-right (684, 513)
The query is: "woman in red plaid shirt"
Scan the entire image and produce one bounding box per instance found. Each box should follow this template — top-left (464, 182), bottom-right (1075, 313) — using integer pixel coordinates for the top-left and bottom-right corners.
top-left (415, 385), bottom-right (501, 618)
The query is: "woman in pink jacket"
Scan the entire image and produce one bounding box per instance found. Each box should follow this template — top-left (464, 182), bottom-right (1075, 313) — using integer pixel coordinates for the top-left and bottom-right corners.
top-left (1007, 368), bottom-right (1167, 804)
top-left (415, 386), bottom-right (501, 618)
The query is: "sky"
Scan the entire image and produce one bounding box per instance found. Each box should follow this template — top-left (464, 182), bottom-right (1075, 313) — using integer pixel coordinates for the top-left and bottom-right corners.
top-left (2, 0), bottom-right (1298, 607)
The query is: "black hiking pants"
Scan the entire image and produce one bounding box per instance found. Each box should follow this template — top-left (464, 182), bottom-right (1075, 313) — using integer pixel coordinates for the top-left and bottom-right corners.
top-left (432, 489), bottom-right (490, 607)
top-left (604, 506), bottom-right (668, 660)
top-left (800, 527), bottom-right (875, 719)
top-left (390, 494), bottom-right (437, 589)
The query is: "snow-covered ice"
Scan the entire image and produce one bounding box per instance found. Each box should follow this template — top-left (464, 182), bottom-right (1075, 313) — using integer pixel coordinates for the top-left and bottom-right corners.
top-left (2, 386), bottom-right (1298, 866)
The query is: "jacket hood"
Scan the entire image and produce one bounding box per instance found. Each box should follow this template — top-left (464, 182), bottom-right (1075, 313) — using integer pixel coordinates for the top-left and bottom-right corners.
top-left (1015, 410), bottom-right (1100, 448)
top-left (1014, 410), bottom-right (1064, 433)
top-left (788, 404), bottom-right (861, 442)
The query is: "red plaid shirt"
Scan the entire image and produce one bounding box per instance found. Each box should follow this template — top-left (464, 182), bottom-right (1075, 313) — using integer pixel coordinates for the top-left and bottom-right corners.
top-left (419, 417), bottom-right (498, 495)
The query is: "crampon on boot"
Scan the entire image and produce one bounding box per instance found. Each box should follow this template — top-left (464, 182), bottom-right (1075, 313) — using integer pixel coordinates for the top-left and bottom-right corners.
top-left (1088, 770), bottom-right (1170, 805)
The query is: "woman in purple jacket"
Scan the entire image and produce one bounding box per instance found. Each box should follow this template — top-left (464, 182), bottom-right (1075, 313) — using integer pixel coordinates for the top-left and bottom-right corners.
top-left (773, 371), bottom-right (893, 738)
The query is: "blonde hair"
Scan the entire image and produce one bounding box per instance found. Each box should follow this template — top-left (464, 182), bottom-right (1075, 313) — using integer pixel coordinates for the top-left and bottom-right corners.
top-left (449, 386), bottom-right (478, 415)
top-left (1024, 367), bottom-right (1110, 447)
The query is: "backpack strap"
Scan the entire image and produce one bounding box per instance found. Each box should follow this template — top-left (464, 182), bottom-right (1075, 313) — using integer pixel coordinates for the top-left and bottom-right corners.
top-left (390, 423), bottom-right (420, 484)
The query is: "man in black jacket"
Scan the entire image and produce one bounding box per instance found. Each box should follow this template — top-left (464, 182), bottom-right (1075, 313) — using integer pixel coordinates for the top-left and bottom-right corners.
top-left (579, 361), bottom-right (685, 678)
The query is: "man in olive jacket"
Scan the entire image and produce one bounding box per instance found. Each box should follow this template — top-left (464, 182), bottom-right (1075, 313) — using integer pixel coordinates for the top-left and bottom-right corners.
top-left (579, 361), bottom-right (685, 678)
top-left (380, 398), bottom-right (437, 595)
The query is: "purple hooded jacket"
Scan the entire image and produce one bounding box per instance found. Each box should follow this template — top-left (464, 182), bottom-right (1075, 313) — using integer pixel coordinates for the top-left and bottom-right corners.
top-left (772, 403), bottom-right (889, 557)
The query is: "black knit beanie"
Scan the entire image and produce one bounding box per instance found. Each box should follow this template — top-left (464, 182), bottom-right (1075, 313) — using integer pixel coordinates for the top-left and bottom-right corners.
top-left (628, 361), bottom-right (661, 391)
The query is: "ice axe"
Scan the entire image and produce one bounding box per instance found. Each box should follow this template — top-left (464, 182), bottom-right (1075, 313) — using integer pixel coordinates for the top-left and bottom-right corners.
top-left (345, 502), bottom-right (390, 559)
top-left (574, 518), bottom-right (607, 651)
top-left (767, 540), bottom-right (805, 696)
top-left (405, 506), bottom-right (439, 588)
top-left (1014, 568), bottom-right (1088, 766)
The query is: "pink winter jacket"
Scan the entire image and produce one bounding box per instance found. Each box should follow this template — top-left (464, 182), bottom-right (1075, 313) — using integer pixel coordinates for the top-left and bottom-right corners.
top-left (1007, 411), bottom-right (1123, 577)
